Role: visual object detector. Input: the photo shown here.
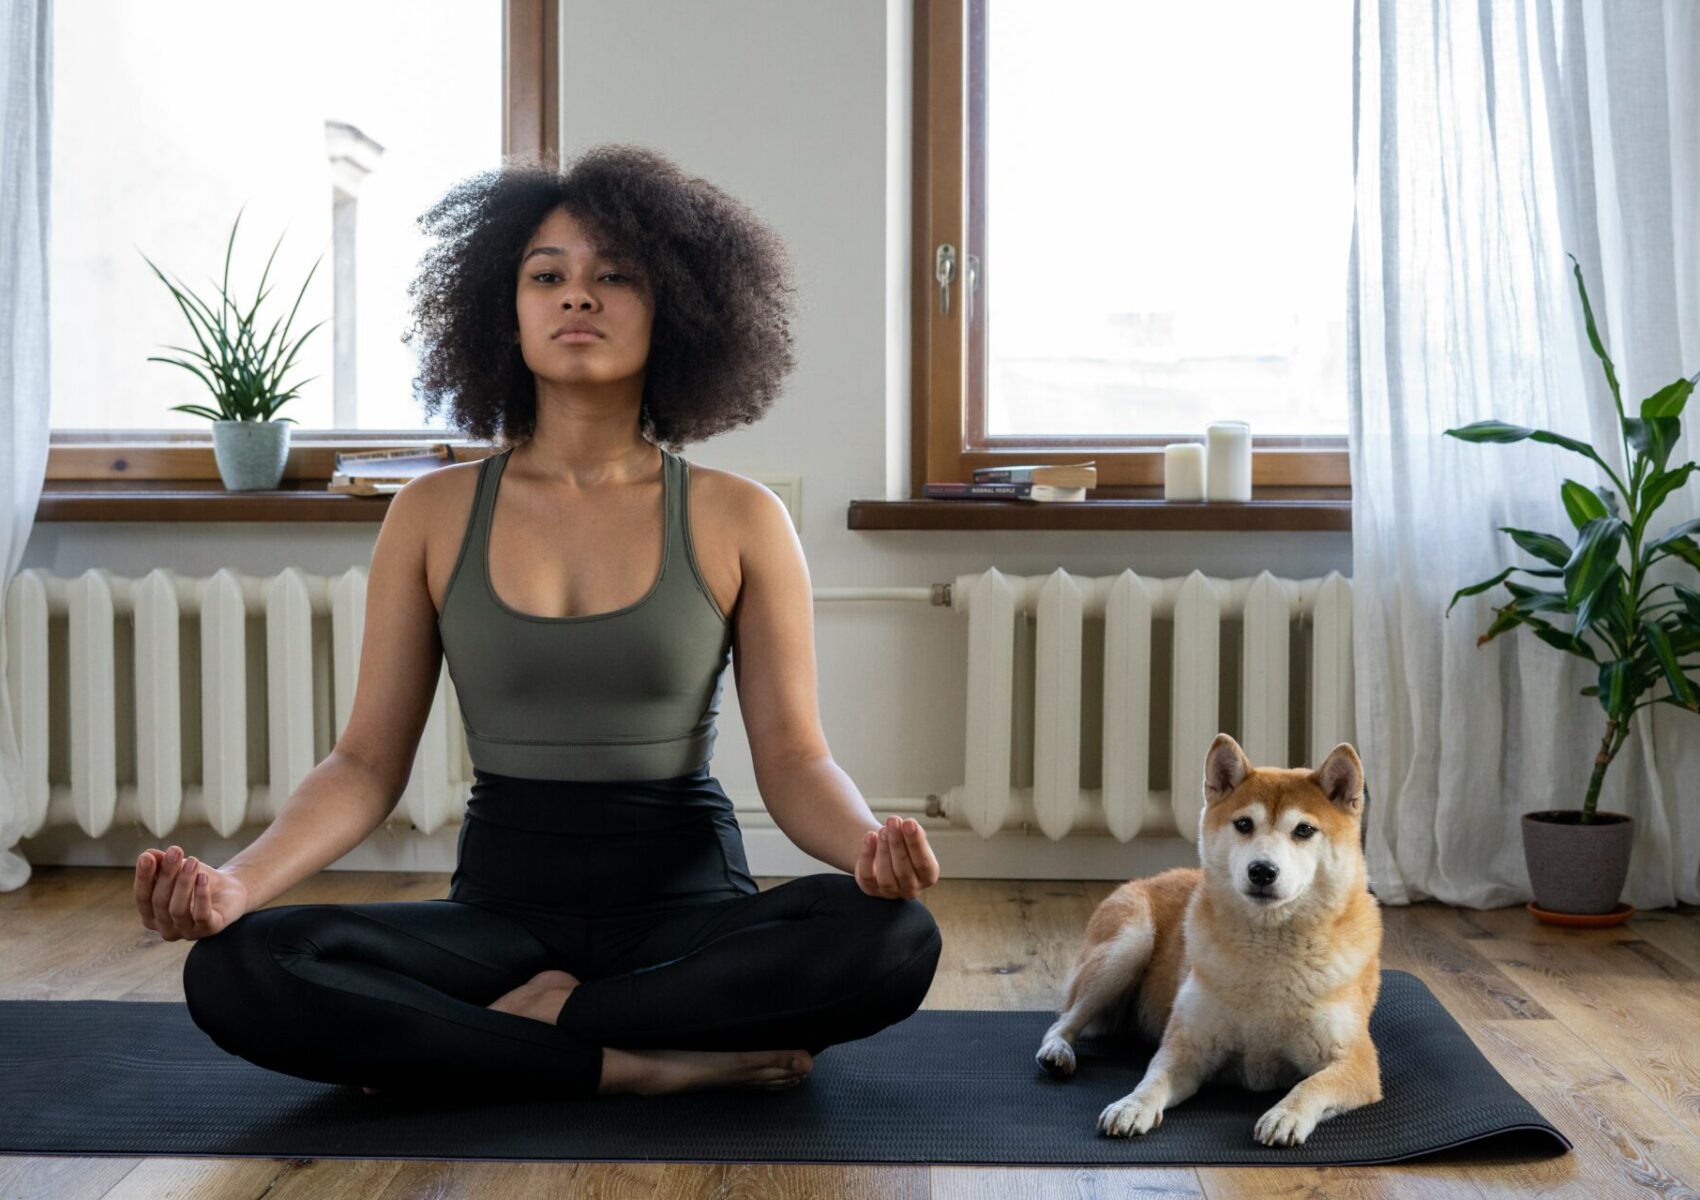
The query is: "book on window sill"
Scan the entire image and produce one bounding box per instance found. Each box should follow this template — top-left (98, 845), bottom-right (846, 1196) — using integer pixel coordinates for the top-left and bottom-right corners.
top-left (326, 443), bottom-right (458, 495)
top-left (971, 460), bottom-right (1097, 488)
top-left (921, 481), bottom-right (1091, 503)
top-left (325, 475), bottom-right (409, 496)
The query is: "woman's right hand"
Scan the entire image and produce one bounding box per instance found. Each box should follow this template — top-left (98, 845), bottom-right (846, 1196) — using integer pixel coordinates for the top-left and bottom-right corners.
top-left (135, 845), bottom-right (250, 941)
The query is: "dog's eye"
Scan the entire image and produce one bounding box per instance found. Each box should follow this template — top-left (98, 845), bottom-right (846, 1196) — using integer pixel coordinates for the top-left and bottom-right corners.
top-left (1293, 823), bottom-right (1317, 839)
top-left (1232, 816), bottom-right (1254, 835)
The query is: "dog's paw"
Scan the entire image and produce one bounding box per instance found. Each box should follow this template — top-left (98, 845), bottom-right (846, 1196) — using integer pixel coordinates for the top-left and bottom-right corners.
top-left (1035, 1033), bottom-right (1077, 1078)
top-left (1253, 1099), bottom-right (1317, 1147)
top-left (1098, 1090), bottom-right (1164, 1137)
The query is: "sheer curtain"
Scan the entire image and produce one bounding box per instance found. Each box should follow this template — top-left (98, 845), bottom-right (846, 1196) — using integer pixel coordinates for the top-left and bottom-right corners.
top-left (1, 0), bottom-right (54, 893)
top-left (1351, 0), bottom-right (1700, 908)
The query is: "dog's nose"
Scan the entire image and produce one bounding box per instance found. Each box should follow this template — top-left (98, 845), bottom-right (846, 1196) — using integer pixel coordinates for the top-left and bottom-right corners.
top-left (1247, 860), bottom-right (1279, 888)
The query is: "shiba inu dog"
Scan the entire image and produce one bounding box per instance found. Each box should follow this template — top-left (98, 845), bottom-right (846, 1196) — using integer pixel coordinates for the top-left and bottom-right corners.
top-left (1035, 733), bottom-right (1382, 1147)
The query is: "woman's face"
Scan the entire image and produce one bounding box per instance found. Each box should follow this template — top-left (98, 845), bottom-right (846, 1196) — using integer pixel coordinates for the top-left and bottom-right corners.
top-left (514, 207), bottom-right (654, 388)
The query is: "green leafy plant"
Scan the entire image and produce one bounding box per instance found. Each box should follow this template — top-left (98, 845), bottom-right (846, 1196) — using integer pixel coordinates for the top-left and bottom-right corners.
top-left (140, 204), bottom-right (326, 423)
top-left (1445, 256), bottom-right (1700, 823)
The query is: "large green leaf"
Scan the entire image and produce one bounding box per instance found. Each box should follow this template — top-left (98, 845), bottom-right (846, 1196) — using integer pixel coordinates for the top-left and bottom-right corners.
top-left (1625, 416), bottom-right (1681, 475)
top-left (1570, 254), bottom-right (1623, 418)
top-left (1640, 375), bottom-right (1695, 419)
top-left (1560, 479), bottom-right (1609, 529)
top-left (1573, 563), bottom-right (1625, 642)
top-left (1447, 567), bottom-right (1516, 615)
top-left (1641, 619), bottom-right (1700, 712)
top-left (1533, 625), bottom-right (1599, 661)
top-left (1475, 605), bottom-right (1589, 654)
top-left (1564, 516), bottom-right (1627, 609)
top-left (1665, 536), bottom-right (1700, 572)
top-left (1500, 527), bottom-right (1574, 568)
top-left (1666, 613), bottom-right (1700, 658)
top-left (1504, 581), bottom-right (1572, 613)
top-left (1646, 518), bottom-right (1700, 561)
top-left (1445, 420), bottom-right (1606, 463)
top-left (1446, 419), bottom-right (1629, 496)
top-left (1597, 660), bottom-right (1632, 716)
top-left (1676, 584), bottom-right (1700, 627)
top-left (1476, 606), bottom-right (1528, 645)
top-left (1633, 464), bottom-right (1697, 546)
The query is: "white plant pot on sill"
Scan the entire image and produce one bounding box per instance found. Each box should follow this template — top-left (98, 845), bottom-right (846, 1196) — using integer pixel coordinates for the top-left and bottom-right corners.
top-left (210, 419), bottom-right (291, 491)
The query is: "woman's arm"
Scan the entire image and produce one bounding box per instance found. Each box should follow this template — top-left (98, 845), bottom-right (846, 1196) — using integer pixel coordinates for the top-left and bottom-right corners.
top-left (726, 478), bottom-right (939, 896)
top-left (216, 470), bottom-right (452, 909)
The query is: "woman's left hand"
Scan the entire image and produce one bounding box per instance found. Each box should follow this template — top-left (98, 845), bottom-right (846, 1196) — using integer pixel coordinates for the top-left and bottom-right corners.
top-left (854, 816), bottom-right (940, 899)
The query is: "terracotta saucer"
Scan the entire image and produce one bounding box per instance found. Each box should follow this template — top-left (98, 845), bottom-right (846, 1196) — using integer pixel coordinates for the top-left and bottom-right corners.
top-left (1526, 900), bottom-right (1635, 928)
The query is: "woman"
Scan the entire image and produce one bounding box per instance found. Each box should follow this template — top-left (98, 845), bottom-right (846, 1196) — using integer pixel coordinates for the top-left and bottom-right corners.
top-left (133, 145), bottom-right (943, 1099)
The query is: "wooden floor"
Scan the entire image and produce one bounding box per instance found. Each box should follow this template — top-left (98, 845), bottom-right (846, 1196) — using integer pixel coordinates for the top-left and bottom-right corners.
top-left (3, 867), bottom-right (1700, 1200)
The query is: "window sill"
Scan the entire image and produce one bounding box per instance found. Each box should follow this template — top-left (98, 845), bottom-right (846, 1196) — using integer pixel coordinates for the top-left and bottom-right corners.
top-left (35, 483), bottom-right (1352, 531)
top-left (34, 479), bottom-right (395, 523)
top-left (848, 488), bottom-right (1351, 532)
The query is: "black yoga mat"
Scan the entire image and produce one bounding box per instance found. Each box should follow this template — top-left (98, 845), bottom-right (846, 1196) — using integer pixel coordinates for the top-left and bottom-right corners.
top-left (0, 970), bottom-right (1566, 1166)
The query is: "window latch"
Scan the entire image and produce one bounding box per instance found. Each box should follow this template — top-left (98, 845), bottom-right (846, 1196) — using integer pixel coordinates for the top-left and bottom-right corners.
top-left (934, 243), bottom-right (957, 317)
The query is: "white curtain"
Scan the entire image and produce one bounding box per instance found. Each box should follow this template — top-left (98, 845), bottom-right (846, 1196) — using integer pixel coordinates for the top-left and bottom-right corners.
top-left (0, 0), bottom-right (54, 892)
top-left (1351, 0), bottom-right (1700, 908)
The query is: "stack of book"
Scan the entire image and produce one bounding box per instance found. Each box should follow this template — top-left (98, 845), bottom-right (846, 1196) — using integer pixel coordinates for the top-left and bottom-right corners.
top-left (922, 460), bottom-right (1096, 503)
top-left (327, 444), bottom-right (459, 496)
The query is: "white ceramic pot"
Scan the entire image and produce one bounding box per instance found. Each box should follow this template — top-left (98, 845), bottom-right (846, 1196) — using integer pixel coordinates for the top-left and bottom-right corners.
top-left (210, 419), bottom-right (291, 491)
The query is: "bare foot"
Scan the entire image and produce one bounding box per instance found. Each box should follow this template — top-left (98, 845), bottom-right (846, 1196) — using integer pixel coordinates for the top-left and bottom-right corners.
top-left (483, 968), bottom-right (816, 1097)
top-left (362, 969), bottom-right (586, 1097)
top-left (598, 1046), bottom-right (816, 1095)
top-left (488, 968), bottom-right (581, 1025)
top-left (361, 1046), bottom-right (815, 1098)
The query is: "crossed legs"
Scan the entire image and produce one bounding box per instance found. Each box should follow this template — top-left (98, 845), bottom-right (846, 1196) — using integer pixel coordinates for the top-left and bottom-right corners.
top-left (182, 873), bottom-right (941, 1098)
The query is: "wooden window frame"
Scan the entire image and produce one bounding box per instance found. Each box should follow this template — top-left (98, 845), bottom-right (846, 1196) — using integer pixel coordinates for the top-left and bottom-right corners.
top-left (908, 0), bottom-right (1349, 498)
top-left (45, 0), bottom-right (1346, 530)
top-left (43, 0), bottom-right (558, 490)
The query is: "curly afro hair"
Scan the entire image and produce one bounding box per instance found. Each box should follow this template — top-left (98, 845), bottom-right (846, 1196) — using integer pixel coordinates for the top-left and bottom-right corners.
top-left (403, 144), bottom-right (798, 452)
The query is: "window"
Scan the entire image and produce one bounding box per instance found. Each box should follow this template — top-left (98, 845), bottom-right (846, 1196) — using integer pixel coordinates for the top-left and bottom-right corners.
top-left (915, 0), bottom-right (1351, 491)
top-left (49, 0), bottom-right (505, 435)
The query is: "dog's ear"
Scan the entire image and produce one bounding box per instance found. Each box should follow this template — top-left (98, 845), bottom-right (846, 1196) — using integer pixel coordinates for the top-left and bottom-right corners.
top-left (1314, 743), bottom-right (1364, 813)
top-left (1203, 733), bottom-right (1252, 805)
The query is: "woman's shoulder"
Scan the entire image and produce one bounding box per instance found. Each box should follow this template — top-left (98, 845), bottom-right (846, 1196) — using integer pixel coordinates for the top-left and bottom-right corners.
top-left (379, 456), bottom-right (489, 588)
top-left (677, 457), bottom-right (775, 511)
top-left (388, 455), bottom-right (485, 529)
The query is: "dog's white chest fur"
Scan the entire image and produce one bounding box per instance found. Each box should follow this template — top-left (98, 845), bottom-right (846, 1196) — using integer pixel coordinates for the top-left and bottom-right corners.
top-left (1178, 916), bottom-right (1367, 1086)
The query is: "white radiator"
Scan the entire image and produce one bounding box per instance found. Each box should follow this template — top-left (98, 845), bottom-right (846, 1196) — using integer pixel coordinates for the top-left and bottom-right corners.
top-left (3, 567), bottom-right (470, 843)
top-left (937, 568), bottom-right (1354, 843)
top-left (2, 565), bottom-right (1352, 878)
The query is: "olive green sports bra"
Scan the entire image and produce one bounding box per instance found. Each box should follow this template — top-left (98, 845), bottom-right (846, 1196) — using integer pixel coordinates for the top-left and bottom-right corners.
top-left (436, 445), bottom-right (734, 782)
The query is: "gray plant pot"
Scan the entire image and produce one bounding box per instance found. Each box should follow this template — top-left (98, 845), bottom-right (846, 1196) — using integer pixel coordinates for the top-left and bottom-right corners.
top-left (210, 419), bottom-right (291, 491)
top-left (1521, 810), bottom-right (1634, 915)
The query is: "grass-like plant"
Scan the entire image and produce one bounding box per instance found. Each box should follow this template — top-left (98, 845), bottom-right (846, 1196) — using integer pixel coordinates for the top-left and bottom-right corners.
top-left (1444, 256), bottom-right (1700, 823)
top-left (139, 204), bottom-right (326, 423)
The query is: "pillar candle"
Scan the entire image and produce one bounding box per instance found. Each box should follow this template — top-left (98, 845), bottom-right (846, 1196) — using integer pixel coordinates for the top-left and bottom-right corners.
top-left (1163, 443), bottom-right (1206, 501)
top-left (1205, 421), bottom-right (1252, 502)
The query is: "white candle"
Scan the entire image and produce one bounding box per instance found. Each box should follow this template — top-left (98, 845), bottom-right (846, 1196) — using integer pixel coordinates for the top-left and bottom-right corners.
top-left (1164, 443), bottom-right (1206, 501)
top-left (1205, 421), bottom-right (1252, 502)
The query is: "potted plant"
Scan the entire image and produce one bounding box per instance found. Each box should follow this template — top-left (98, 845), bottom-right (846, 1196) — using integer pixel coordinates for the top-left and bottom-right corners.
top-left (140, 205), bottom-right (326, 491)
top-left (1445, 256), bottom-right (1700, 925)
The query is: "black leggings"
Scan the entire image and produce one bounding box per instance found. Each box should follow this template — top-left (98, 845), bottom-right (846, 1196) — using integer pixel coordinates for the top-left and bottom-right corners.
top-left (182, 765), bottom-right (943, 1098)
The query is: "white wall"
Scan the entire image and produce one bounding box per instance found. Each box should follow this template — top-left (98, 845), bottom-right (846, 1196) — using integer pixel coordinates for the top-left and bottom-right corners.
top-left (21, 1), bottom-right (1351, 858)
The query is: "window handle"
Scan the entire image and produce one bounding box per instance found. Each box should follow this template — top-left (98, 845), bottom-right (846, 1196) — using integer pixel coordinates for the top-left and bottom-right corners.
top-left (934, 243), bottom-right (957, 317)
